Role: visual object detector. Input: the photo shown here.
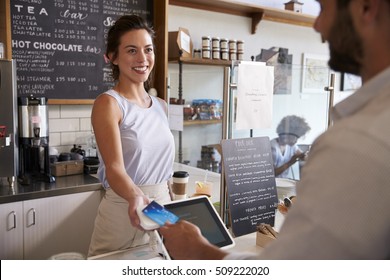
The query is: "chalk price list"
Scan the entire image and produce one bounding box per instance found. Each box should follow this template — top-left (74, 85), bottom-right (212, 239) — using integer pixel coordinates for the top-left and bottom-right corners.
top-left (11, 0), bottom-right (152, 99)
top-left (222, 138), bottom-right (279, 236)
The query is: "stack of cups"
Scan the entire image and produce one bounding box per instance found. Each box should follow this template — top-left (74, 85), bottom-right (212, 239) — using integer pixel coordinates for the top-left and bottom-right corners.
top-left (172, 171), bottom-right (189, 200)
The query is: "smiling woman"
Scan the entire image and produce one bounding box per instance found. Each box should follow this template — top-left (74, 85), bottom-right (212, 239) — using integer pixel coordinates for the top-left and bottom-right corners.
top-left (88, 15), bottom-right (175, 257)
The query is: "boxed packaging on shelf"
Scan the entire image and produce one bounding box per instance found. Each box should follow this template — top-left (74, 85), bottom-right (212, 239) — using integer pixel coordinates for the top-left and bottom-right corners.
top-left (50, 160), bottom-right (84, 177)
top-left (192, 99), bottom-right (223, 120)
top-left (168, 27), bottom-right (193, 60)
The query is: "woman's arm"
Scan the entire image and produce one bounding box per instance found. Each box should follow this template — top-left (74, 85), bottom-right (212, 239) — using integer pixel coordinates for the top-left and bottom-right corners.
top-left (91, 94), bottom-right (149, 228)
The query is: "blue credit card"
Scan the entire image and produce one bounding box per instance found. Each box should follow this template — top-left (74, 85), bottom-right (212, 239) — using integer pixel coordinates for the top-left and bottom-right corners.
top-left (142, 200), bottom-right (180, 226)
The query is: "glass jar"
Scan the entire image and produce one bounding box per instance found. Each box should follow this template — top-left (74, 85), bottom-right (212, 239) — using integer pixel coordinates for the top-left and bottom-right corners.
top-left (202, 36), bottom-right (211, 48)
top-left (229, 39), bottom-right (237, 51)
top-left (212, 37), bottom-right (220, 49)
top-left (237, 51), bottom-right (244, 61)
top-left (212, 48), bottom-right (220, 59)
top-left (237, 40), bottom-right (244, 52)
top-left (202, 47), bottom-right (211, 59)
top-left (220, 38), bottom-right (228, 49)
top-left (221, 49), bottom-right (229, 60)
top-left (229, 51), bottom-right (237, 61)
top-left (193, 49), bottom-right (201, 59)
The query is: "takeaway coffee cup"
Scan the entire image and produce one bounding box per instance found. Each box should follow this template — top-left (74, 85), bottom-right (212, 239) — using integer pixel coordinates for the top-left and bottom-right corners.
top-left (172, 171), bottom-right (189, 200)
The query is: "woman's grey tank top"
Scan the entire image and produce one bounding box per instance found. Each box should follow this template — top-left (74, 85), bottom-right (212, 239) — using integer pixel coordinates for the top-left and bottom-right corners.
top-left (97, 89), bottom-right (174, 188)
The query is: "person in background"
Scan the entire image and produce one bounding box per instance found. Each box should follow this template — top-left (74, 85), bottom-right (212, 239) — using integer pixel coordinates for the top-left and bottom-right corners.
top-left (159, 0), bottom-right (390, 259)
top-left (271, 115), bottom-right (311, 178)
top-left (88, 15), bottom-right (174, 257)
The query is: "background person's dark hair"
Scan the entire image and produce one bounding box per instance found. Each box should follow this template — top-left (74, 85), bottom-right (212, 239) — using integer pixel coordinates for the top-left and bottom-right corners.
top-left (276, 115), bottom-right (311, 138)
top-left (106, 15), bottom-right (155, 90)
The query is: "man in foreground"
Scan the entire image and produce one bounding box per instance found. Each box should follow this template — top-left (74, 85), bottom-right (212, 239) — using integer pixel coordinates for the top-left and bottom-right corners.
top-left (159, 0), bottom-right (390, 259)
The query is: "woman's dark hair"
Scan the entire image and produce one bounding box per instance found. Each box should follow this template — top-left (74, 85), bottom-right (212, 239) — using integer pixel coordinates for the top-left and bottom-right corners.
top-left (106, 15), bottom-right (155, 88)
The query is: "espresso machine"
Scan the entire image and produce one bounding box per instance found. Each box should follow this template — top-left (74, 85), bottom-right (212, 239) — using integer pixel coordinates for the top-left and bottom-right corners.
top-left (18, 96), bottom-right (55, 184)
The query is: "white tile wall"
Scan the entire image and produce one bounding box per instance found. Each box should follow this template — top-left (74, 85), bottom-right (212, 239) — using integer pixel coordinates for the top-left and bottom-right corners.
top-left (48, 104), bottom-right (93, 154)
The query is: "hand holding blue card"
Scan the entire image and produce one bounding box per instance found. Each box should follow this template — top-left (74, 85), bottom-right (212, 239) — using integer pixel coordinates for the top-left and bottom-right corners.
top-left (142, 201), bottom-right (179, 226)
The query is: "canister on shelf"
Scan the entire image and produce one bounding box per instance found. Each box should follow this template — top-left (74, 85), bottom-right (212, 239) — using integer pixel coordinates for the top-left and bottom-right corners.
top-left (212, 48), bottom-right (220, 59)
top-left (229, 39), bottom-right (237, 51)
top-left (237, 40), bottom-right (244, 52)
top-left (193, 49), bottom-right (201, 59)
top-left (237, 51), bottom-right (244, 61)
top-left (202, 36), bottom-right (211, 48)
top-left (202, 47), bottom-right (211, 59)
top-left (212, 37), bottom-right (220, 49)
top-left (220, 38), bottom-right (228, 49)
top-left (221, 49), bottom-right (229, 60)
top-left (229, 51), bottom-right (237, 61)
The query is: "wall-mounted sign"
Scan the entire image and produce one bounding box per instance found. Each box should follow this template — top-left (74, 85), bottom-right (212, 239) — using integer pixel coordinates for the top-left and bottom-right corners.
top-left (11, 0), bottom-right (153, 99)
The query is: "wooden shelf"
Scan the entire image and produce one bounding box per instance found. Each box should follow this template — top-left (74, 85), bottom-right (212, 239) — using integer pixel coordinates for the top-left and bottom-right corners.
top-left (169, 0), bottom-right (315, 34)
top-left (184, 119), bottom-right (222, 126)
top-left (169, 57), bottom-right (233, 66)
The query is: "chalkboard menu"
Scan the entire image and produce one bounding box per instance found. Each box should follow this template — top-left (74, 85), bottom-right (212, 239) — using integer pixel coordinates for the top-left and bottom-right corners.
top-left (11, 0), bottom-right (153, 99)
top-left (221, 137), bottom-right (278, 237)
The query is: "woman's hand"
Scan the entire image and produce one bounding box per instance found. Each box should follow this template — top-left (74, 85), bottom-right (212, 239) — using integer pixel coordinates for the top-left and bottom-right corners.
top-left (128, 194), bottom-right (150, 230)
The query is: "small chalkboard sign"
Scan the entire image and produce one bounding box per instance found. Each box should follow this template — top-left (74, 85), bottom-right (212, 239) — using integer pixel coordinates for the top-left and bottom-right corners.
top-left (221, 137), bottom-right (278, 237)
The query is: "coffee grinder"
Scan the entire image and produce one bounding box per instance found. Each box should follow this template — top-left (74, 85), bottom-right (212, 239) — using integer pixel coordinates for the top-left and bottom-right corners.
top-left (18, 96), bottom-right (55, 184)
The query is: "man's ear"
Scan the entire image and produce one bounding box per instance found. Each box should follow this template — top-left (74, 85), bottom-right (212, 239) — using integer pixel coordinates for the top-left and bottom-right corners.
top-left (359, 0), bottom-right (381, 22)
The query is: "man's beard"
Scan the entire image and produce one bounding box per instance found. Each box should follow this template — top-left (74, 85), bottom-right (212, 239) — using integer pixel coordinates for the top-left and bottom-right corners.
top-left (327, 8), bottom-right (363, 75)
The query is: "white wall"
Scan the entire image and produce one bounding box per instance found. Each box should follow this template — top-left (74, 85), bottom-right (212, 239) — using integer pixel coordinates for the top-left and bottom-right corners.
top-left (238, 0), bottom-right (320, 15)
top-left (48, 105), bottom-right (94, 155)
top-left (167, 5), bottom-right (353, 169)
top-left (48, 5), bottom-right (354, 165)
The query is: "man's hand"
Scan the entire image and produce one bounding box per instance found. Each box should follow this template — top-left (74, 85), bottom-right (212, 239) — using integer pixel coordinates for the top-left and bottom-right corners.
top-left (159, 220), bottom-right (228, 260)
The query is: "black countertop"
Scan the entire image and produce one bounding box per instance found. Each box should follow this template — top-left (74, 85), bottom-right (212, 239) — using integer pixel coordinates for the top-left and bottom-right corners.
top-left (0, 174), bottom-right (102, 204)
